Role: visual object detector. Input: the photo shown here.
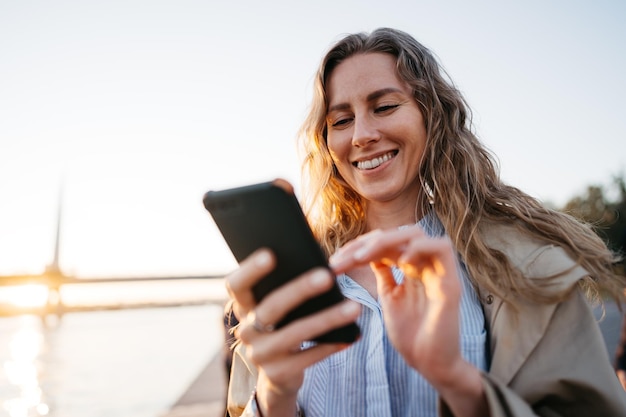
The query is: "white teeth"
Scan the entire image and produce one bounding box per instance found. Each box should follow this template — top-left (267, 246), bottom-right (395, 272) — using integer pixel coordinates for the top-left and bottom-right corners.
top-left (356, 152), bottom-right (395, 170)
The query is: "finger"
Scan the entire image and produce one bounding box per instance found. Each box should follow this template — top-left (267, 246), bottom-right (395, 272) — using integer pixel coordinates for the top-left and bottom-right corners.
top-left (357, 226), bottom-right (426, 263)
top-left (226, 248), bottom-right (276, 316)
top-left (246, 309), bottom-right (277, 333)
top-left (293, 343), bottom-right (350, 369)
top-left (399, 237), bottom-right (455, 278)
top-left (370, 261), bottom-right (398, 295)
top-left (246, 300), bottom-right (361, 362)
top-left (398, 238), bottom-right (461, 305)
top-left (330, 226), bottom-right (426, 272)
top-left (400, 236), bottom-right (454, 274)
top-left (372, 261), bottom-right (424, 308)
top-left (262, 342), bottom-right (351, 384)
top-left (329, 229), bottom-right (385, 261)
top-left (283, 300), bottom-right (360, 346)
top-left (250, 268), bottom-right (336, 331)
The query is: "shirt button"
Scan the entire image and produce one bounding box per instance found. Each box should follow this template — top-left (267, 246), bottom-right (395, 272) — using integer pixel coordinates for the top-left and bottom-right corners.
top-left (485, 294), bottom-right (494, 304)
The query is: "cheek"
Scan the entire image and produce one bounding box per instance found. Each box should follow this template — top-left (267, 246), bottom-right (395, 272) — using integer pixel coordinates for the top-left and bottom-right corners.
top-left (325, 147), bottom-right (350, 180)
top-left (328, 150), bottom-right (346, 176)
top-left (326, 133), bottom-right (350, 164)
top-left (326, 139), bottom-right (339, 163)
top-left (324, 141), bottom-right (343, 173)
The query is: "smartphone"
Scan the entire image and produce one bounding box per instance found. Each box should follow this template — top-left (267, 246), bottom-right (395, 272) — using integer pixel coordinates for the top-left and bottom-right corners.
top-left (203, 179), bottom-right (360, 344)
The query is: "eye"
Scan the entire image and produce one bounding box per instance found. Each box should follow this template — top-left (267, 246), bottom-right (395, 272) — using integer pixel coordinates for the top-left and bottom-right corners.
top-left (330, 116), bottom-right (353, 128)
top-left (375, 104), bottom-right (399, 113)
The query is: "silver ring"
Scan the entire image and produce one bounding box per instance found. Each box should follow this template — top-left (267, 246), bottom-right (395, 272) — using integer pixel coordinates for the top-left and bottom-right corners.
top-left (250, 312), bottom-right (275, 333)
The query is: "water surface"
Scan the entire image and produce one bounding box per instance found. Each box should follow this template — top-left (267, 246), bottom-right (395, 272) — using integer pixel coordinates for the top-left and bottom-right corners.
top-left (0, 304), bottom-right (223, 417)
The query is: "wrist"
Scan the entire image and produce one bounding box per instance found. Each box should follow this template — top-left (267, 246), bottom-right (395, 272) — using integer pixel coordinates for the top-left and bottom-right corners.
top-left (255, 383), bottom-right (299, 417)
top-left (434, 360), bottom-right (488, 417)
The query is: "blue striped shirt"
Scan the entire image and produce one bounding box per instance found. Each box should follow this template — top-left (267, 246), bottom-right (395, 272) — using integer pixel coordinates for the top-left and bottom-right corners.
top-left (297, 214), bottom-right (488, 417)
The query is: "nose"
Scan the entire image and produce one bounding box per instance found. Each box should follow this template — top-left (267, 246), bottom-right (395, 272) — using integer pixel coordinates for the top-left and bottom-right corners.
top-left (351, 114), bottom-right (380, 147)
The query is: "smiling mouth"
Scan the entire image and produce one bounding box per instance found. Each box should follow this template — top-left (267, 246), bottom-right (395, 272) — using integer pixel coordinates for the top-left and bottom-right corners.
top-left (353, 150), bottom-right (398, 170)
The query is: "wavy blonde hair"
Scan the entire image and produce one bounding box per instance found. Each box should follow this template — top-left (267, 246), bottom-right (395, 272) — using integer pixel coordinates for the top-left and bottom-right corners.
top-left (299, 27), bottom-right (624, 304)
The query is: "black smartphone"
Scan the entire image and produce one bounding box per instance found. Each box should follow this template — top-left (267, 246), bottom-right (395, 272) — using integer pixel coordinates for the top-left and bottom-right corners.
top-left (203, 179), bottom-right (360, 344)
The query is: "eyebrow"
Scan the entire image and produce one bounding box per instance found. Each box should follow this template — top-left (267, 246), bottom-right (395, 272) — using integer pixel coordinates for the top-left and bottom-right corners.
top-left (327, 87), bottom-right (405, 113)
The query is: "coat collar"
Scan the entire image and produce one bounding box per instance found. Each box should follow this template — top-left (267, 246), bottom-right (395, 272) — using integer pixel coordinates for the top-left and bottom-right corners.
top-left (478, 222), bottom-right (587, 385)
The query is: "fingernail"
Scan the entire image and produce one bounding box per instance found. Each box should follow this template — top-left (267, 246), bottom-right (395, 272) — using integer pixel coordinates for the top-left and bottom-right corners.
top-left (255, 250), bottom-right (271, 267)
top-left (341, 301), bottom-right (360, 316)
top-left (310, 270), bottom-right (329, 287)
top-left (354, 248), bottom-right (367, 260)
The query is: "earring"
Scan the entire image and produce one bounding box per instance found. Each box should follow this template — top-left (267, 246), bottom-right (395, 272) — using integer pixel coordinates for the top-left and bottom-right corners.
top-left (423, 182), bottom-right (435, 205)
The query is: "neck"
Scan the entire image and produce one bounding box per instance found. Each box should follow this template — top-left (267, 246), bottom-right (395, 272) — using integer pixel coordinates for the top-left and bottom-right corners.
top-left (365, 198), bottom-right (424, 231)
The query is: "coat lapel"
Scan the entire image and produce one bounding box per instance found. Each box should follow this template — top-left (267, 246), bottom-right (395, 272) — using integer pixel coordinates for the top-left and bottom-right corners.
top-left (479, 222), bottom-right (588, 385)
top-left (484, 295), bottom-right (559, 385)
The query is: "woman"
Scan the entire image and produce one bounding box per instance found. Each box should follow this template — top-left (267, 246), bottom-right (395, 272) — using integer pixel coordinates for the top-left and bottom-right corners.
top-left (225, 28), bottom-right (626, 416)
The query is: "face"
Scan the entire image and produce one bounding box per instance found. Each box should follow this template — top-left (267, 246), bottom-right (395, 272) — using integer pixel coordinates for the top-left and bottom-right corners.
top-left (325, 52), bottom-right (427, 207)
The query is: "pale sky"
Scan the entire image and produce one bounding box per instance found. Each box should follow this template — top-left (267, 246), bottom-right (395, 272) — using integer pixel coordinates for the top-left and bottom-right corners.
top-left (1, 0), bottom-right (624, 278)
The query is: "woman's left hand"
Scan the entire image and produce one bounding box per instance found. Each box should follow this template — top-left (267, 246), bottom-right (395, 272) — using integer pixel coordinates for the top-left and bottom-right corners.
top-left (329, 225), bottom-right (465, 388)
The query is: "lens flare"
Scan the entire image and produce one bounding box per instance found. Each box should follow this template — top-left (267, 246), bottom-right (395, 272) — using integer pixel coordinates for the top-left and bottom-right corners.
top-left (2, 285), bottom-right (49, 309)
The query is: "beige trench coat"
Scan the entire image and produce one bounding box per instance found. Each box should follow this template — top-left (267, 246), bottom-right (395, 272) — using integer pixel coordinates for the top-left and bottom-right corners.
top-left (459, 223), bottom-right (626, 416)
top-left (228, 223), bottom-right (626, 416)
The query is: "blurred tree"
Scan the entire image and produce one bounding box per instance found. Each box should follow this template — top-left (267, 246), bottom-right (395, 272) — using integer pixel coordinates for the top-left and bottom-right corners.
top-left (561, 174), bottom-right (626, 270)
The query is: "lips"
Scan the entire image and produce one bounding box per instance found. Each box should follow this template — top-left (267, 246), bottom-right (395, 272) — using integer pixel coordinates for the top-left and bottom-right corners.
top-left (353, 150), bottom-right (398, 170)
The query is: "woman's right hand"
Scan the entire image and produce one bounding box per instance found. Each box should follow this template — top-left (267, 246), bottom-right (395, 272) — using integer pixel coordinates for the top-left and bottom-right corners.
top-left (226, 248), bottom-right (361, 417)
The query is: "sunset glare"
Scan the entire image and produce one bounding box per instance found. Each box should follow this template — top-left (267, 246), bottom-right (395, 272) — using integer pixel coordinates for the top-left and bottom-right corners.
top-left (0, 0), bottom-right (624, 281)
top-left (0, 285), bottom-right (49, 309)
